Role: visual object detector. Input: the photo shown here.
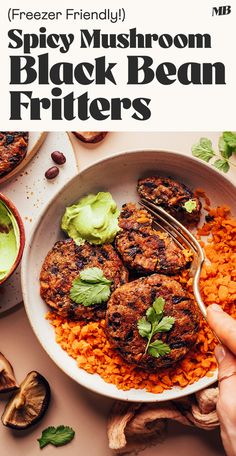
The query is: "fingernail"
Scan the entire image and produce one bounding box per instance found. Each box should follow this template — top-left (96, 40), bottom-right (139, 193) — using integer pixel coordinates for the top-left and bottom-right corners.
top-left (209, 304), bottom-right (223, 312)
top-left (215, 345), bottom-right (226, 363)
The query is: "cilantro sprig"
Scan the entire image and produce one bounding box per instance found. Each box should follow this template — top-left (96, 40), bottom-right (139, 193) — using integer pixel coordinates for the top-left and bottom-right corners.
top-left (38, 425), bottom-right (75, 449)
top-left (70, 267), bottom-right (112, 307)
top-left (137, 297), bottom-right (175, 358)
top-left (192, 132), bottom-right (236, 173)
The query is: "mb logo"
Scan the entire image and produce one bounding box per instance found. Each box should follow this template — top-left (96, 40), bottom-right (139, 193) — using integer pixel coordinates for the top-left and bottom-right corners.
top-left (212, 5), bottom-right (232, 15)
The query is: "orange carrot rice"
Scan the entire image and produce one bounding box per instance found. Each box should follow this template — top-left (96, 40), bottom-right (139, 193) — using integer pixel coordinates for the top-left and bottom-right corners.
top-left (46, 204), bottom-right (236, 393)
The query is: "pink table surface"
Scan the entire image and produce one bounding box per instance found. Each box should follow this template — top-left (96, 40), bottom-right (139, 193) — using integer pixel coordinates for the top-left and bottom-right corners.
top-left (1, 132), bottom-right (230, 456)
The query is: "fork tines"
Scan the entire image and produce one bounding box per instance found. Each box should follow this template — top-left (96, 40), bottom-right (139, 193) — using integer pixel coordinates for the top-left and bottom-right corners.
top-left (139, 198), bottom-right (207, 319)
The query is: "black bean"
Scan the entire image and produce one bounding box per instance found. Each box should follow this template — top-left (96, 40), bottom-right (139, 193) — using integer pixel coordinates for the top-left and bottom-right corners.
top-left (45, 166), bottom-right (59, 180)
top-left (142, 182), bottom-right (156, 188)
top-left (128, 246), bottom-right (142, 257)
top-left (57, 289), bottom-right (65, 297)
top-left (183, 309), bottom-right (191, 316)
top-left (121, 209), bottom-right (132, 219)
top-left (170, 341), bottom-right (185, 349)
top-left (151, 289), bottom-right (157, 301)
top-left (127, 301), bottom-right (137, 310)
top-left (51, 150), bottom-right (66, 165)
top-left (125, 330), bottom-right (134, 342)
top-left (172, 296), bottom-right (188, 304)
top-left (205, 214), bottom-right (214, 222)
top-left (112, 312), bottom-right (121, 319)
top-left (101, 248), bottom-right (110, 260)
top-left (76, 260), bottom-right (84, 269)
top-left (5, 134), bottom-right (14, 145)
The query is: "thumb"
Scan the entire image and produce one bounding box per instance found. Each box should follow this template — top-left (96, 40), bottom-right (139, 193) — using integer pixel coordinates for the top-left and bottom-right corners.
top-left (207, 304), bottom-right (236, 355)
top-left (215, 344), bottom-right (236, 401)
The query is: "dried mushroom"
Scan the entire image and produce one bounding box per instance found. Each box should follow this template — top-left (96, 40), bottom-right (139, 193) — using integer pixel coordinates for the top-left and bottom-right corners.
top-left (0, 353), bottom-right (19, 393)
top-left (107, 387), bottom-right (219, 453)
top-left (72, 131), bottom-right (107, 143)
top-left (2, 371), bottom-right (50, 429)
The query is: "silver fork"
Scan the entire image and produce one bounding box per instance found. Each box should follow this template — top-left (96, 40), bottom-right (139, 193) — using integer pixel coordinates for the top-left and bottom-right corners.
top-left (139, 198), bottom-right (207, 319)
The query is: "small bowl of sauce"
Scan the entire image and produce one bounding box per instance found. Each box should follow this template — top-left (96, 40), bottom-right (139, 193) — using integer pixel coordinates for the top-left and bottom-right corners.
top-left (0, 193), bottom-right (25, 285)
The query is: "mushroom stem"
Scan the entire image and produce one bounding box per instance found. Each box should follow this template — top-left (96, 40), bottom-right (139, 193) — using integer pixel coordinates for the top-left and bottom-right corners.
top-left (1, 371), bottom-right (51, 430)
top-left (0, 353), bottom-right (19, 393)
top-left (15, 394), bottom-right (26, 410)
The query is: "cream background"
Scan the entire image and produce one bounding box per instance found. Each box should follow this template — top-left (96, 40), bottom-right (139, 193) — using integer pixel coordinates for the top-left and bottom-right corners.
top-left (1, 0), bottom-right (235, 130)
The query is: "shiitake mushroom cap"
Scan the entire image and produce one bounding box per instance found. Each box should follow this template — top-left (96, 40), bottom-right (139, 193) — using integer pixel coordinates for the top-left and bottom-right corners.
top-left (72, 131), bottom-right (107, 143)
top-left (0, 353), bottom-right (19, 393)
top-left (1, 371), bottom-right (50, 429)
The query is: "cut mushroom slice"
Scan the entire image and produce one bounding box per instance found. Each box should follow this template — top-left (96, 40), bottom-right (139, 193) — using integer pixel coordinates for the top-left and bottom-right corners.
top-left (0, 353), bottom-right (19, 393)
top-left (2, 371), bottom-right (50, 429)
top-left (72, 131), bottom-right (107, 143)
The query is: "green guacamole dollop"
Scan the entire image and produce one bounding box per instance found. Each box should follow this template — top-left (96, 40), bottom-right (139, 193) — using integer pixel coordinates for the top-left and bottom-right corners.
top-left (61, 192), bottom-right (120, 245)
top-left (0, 201), bottom-right (19, 281)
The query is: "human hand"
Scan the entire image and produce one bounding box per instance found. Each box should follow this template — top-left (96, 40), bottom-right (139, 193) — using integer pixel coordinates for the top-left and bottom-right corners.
top-left (207, 304), bottom-right (236, 456)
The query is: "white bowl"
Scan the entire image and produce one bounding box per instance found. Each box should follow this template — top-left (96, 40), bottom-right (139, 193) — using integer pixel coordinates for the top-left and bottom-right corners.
top-left (21, 150), bottom-right (236, 402)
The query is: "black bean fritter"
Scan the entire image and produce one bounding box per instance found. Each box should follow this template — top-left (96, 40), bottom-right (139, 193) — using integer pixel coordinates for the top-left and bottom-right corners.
top-left (106, 274), bottom-right (199, 371)
top-left (115, 203), bottom-right (188, 275)
top-left (40, 239), bottom-right (129, 321)
top-left (137, 176), bottom-right (201, 225)
top-left (0, 132), bottom-right (28, 177)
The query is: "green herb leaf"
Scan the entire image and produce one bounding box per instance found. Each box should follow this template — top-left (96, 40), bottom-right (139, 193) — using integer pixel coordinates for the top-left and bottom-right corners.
top-left (70, 267), bottom-right (112, 307)
top-left (183, 199), bottom-right (197, 213)
top-left (148, 340), bottom-right (171, 358)
top-left (38, 425), bottom-right (75, 449)
top-left (137, 317), bottom-right (151, 337)
top-left (137, 297), bottom-right (175, 358)
top-left (70, 279), bottom-right (111, 307)
top-left (80, 267), bottom-right (111, 284)
top-left (153, 316), bottom-right (175, 333)
top-left (192, 138), bottom-right (215, 162)
top-left (147, 346), bottom-right (160, 358)
top-left (146, 307), bottom-right (157, 323)
top-left (152, 297), bottom-right (165, 316)
top-left (223, 131), bottom-right (236, 149)
top-left (213, 159), bottom-right (230, 173)
top-left (192, 132), bottom-right (236, 174)
top-left (218, 136), bottom-right (233, 159)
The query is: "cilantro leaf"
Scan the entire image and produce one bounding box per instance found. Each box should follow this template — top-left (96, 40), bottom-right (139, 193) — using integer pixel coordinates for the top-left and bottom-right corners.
top-left (137, 296), bottom-right (174, 358)
top-left (137, 317), bottom-right (151, 337)
top-left (148, 346), bottom-right (160, 358)
top-left (192, 138), bottom-right (215, 162)
top-left (152, 297), bottom-right (165, 316)
top-left (37, 425), bottom-right (75, 449)
top-left (70, 267), bottom-right (112, 307)
top-left (153, 316), bottom-right (175, 333)
top-left (213, 159), bottom-right (230, 173)
top-left (146, 307), bottom-right (156, 323)
top-left (70, 279), bottom-right (111, 306)
top-left (183, 199), bottom-right (197, 214)
top-left (192, 132), bottom-right (236, 173)
top-left (148, 340), bottom-right (171, 358)
top-left (223, 131), bottom-right (236, 149)
top-left (218, 136), bottom-right (233, 159)
top-left (80, 267), bottom-right (111, 284)
top-left (219, 132), bottom-right (236, 162)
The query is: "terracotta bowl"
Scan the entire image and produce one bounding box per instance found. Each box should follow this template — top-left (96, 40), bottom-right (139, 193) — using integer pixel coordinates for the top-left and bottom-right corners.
top-left (21, 150), bottom-right (236, 402)
top-left (0, 193), bottom-right (25, 286)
